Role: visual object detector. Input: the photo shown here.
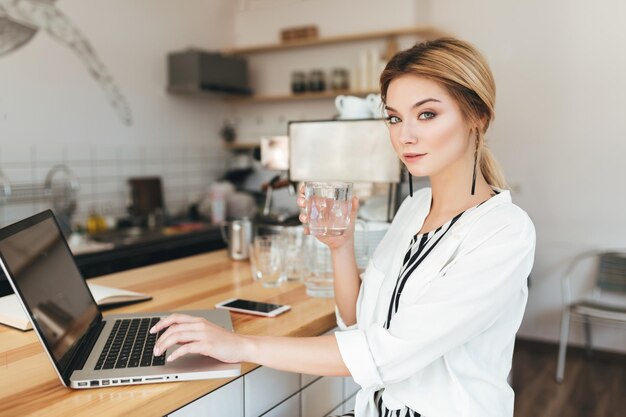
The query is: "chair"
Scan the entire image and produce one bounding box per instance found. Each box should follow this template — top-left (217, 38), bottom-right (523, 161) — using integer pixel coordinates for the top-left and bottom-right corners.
top-left (556, 251), bottom-right (626, 382)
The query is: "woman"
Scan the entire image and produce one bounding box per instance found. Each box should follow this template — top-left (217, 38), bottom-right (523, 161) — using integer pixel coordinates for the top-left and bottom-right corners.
top-left (151, 38), bottom-right (536, 417)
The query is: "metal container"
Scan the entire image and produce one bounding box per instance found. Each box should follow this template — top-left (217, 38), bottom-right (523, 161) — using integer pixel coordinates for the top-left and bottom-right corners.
top-left (221, 218), bottom-right (253, 260)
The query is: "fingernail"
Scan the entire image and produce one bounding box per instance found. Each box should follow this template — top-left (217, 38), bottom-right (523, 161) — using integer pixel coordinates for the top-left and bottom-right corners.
top-left (153, 347), bottom-right (159, 356)
top-left (149, 326), bottom-right (155, 334)
top-left (166, 355), bottom-right (172, 362)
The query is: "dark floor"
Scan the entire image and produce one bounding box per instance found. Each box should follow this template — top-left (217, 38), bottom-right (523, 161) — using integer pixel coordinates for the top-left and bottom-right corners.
top-left (512, 339), bottom-right (626, 417)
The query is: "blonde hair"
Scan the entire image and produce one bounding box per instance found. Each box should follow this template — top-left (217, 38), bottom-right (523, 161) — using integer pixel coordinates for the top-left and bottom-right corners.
top-left (380, 38), bottom-right (508, 189)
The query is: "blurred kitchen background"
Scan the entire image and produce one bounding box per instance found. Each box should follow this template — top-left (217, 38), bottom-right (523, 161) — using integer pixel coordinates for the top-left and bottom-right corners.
top-left (0, 0), bottom-right (625, 414)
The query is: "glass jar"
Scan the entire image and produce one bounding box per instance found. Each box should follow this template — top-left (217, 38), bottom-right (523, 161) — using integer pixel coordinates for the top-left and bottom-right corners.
top-left (307, 69), bottom-right (326, 92)
top-left (291, 71), bottom-right (307, 94)
top-left (330, 68), bottom-right (349, 91)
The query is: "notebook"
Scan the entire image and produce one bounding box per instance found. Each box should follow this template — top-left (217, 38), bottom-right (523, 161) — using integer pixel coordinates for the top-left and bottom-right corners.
top-left (0, 283), bottom-right (151, 330)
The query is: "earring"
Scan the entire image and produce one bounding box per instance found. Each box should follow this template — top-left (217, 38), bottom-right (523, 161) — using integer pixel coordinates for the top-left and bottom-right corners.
top-left (471, 133), bottom-right (478, 195)
top-left (409, 172), bottom-right (414, 197)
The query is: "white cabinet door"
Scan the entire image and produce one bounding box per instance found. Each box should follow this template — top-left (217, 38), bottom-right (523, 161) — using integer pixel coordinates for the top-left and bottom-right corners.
top-left (326, 404), bottom-right (343, 417)
top-left (261, 393), bottom-right (300, 417)
top-left (301, 373), bottom-right (322, 389)
top-left (342, 394), bottom-right (357, 414)
top-left (169, 378), bottom-right (244, 417)
top-left (244, 366), bottom-right (301, 417)
top-left (301, 376), bottom-right (344, 417)
top-left (343, 377), bottom-right (360, 399)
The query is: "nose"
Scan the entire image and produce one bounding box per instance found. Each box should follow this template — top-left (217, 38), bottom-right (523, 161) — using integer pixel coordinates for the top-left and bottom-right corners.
top-left (399, 120), bottom-right (418, 144)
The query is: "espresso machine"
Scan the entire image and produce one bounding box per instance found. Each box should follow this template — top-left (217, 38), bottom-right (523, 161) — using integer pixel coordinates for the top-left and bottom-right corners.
top-left (288, 118), bottom-right (402, 220)
top-left (287, 118), bottom-right (402, 276)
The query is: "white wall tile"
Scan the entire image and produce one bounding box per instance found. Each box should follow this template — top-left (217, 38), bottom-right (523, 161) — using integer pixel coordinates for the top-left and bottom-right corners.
top-left (63, 144), bottom-right (93, 163)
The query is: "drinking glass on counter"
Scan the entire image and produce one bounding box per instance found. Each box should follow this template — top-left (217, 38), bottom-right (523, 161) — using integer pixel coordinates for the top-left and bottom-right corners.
top-left (303, 182), bottom-right (353, 237)
top-left (253, 235), bottom-right (286, 288)
top-left (303, 235), bottom-right (334, 298)
top-left (248, 242), bottom-right (261, 281)
top-left (279, 226), bottom-right (307, 281)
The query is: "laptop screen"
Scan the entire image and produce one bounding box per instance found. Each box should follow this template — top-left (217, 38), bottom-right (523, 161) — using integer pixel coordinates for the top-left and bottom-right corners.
top-left (0, 212), bottom-right (99, 372)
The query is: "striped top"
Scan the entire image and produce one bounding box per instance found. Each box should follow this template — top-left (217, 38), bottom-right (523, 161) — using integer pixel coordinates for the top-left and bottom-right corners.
top-left (374, 192), bottom-right (500, 416)
top-left (334, 188), bottom-right (536, 417)
top-left (384, 211), bottom-right (464, 329)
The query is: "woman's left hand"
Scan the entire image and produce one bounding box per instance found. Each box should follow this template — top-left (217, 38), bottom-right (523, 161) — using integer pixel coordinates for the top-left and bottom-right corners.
top-left (150, 313), bottom-right (250, 363)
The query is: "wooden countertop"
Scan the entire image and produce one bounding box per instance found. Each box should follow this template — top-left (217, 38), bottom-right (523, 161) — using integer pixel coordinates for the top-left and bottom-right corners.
top-left (0, 250), bottom-right (337, 417)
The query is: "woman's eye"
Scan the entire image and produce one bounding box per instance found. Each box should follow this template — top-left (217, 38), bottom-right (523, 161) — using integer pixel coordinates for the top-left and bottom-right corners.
top-left (418, 111), bottom-right (436, 120)
top-left (387, 116), bottom-right (401, 125)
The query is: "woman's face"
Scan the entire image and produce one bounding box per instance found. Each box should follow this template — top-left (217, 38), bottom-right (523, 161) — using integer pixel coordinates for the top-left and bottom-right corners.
top-left (385, 74), bottom-right (474, 178)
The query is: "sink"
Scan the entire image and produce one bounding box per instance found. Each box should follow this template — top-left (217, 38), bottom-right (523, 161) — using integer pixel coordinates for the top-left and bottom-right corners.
top-left (90, 223), bottom-right (213, 246)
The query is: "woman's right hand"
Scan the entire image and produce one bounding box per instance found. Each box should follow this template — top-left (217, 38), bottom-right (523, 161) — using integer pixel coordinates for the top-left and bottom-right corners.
top-left (297, 183), bottom-right (359, 251)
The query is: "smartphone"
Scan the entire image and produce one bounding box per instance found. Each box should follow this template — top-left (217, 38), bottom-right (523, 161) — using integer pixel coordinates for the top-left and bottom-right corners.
top-left (215, 298), bottom-right (291, 317)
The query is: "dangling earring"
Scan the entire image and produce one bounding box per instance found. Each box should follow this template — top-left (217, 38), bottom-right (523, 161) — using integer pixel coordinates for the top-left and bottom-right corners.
top-left (409, 172), bottom-right (414, 197)
top-left (471, 132), bottom-right (478, 195)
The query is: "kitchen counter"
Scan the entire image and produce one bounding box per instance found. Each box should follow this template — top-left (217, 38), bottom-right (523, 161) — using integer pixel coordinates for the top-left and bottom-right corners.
top-left (73, 224), bottom-right (226, 279)
top-left (0, 250), bottom-right (337, 417)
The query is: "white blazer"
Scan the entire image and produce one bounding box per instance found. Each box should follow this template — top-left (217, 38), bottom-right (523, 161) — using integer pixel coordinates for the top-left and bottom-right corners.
top-left (335, 187), bottom-right (536, 417)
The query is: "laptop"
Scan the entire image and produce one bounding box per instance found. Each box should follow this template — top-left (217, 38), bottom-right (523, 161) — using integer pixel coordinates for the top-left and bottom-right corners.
top-left (0, 210), bottom-right (240, 389)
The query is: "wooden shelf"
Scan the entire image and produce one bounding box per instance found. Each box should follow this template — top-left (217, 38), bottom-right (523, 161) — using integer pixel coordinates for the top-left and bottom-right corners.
top-left (223, 89), bottom-right (379, 104)
top-left (168, 26), bottom-right (449, 104)
top-left (222, 26), bottom-right (450, 55)
top-left (223, 142), bottom-right (260, 151)
top-left (168, 86), bottom-right (379, 104)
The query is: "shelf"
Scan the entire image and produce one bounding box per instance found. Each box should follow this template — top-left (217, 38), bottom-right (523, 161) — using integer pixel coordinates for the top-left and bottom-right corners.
top-left (168, 26), bottom-right (449, 104)
top-left (168, 86), bottom-right (379, 104)
top-left (167, 85), bottom-right (250, 98)
top-left (222, 26), bottom-right (450, 55)
top-left (223, 142), bottom-right (260, 151)
top-left (223, 89), bottom-right (379, 104)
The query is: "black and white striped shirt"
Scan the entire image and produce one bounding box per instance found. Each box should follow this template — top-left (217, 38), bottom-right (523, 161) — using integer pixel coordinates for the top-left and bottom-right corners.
top-left (384, 210), bottom-right (465, 330)
top-left (337, 192), bottom-right (501, 417)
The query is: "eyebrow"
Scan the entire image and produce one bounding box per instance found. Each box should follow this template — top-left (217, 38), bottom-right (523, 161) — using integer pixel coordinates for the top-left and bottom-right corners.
top-left (384, 98), bottom-right (442, 113)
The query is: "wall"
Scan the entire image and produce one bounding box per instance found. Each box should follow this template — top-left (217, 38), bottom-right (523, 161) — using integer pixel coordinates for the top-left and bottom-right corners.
top-left (427, 0), bottom-right (626, 352)
top-left (233, 0), bottom-right (626, 352)
top-left (230, 0), bottom-right (427, 209)
top-left (0, 0), bottom-right (235, 225)
top-left (231, 0), bottom-right (427, 139)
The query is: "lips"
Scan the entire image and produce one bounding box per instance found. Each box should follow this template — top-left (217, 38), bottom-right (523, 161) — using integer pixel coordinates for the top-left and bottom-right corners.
top-left (403, 153), bottom-right (427, 162)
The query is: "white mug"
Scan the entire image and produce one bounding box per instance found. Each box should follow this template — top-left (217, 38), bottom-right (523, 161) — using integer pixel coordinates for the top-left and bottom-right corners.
top-left (366, 94), bottom-right (385, 118)
top-left (335, 95), bottom-right (372, 119)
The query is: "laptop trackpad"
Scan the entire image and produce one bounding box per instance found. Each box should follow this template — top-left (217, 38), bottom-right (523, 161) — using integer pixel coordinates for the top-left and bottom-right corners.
top-left (163, 347), bottom-right (237, 373)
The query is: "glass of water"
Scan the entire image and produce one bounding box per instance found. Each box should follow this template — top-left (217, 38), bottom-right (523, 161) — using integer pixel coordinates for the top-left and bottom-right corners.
top-left (303, 182), bottom-right (353, 237)
top-left (253, 235), bottom-right (286, 288)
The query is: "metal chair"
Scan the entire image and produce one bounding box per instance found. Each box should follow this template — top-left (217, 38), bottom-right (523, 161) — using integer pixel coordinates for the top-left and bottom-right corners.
top-left (556, 251), bottom-right (626, 382)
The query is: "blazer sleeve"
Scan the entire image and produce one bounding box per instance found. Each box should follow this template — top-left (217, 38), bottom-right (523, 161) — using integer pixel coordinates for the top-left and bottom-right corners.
top-left (334, 211), bottom-right (536, 390)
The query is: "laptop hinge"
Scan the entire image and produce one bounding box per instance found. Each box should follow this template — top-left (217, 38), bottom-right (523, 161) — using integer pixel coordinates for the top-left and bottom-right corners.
top-left (70, 319), bottom-right (107, 372)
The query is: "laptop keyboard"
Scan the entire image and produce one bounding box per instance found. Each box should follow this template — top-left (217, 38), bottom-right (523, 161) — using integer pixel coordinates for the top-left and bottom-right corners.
top-left (95, 317), bottom-right (166, 370)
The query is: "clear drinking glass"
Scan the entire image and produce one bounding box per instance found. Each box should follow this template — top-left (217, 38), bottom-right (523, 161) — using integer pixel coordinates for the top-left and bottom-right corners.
top-left (303, 235), bottom-right (334, 298)
top-left (248, 242), bottom-right (261, 281)
top-left (253, 235), bottom-right (286, 288)
top-left (280, 226), bottom-right (306, 281)
top-left (303, 182), bottom-right (353, 237)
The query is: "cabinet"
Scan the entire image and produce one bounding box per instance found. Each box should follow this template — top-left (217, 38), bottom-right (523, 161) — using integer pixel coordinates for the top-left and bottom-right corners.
top-left (262, 394), bottom-right (300, 417)
top-left (245, 366), bottom-right (301, 417)
top-left (171, 370), bottom-right (359, 417)
top-left (301, 376), bottom-right (345, 417)
top-left (171, 327), bottom-right (360, 416)
top-left (169, 377), bottom-right (244, 417)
